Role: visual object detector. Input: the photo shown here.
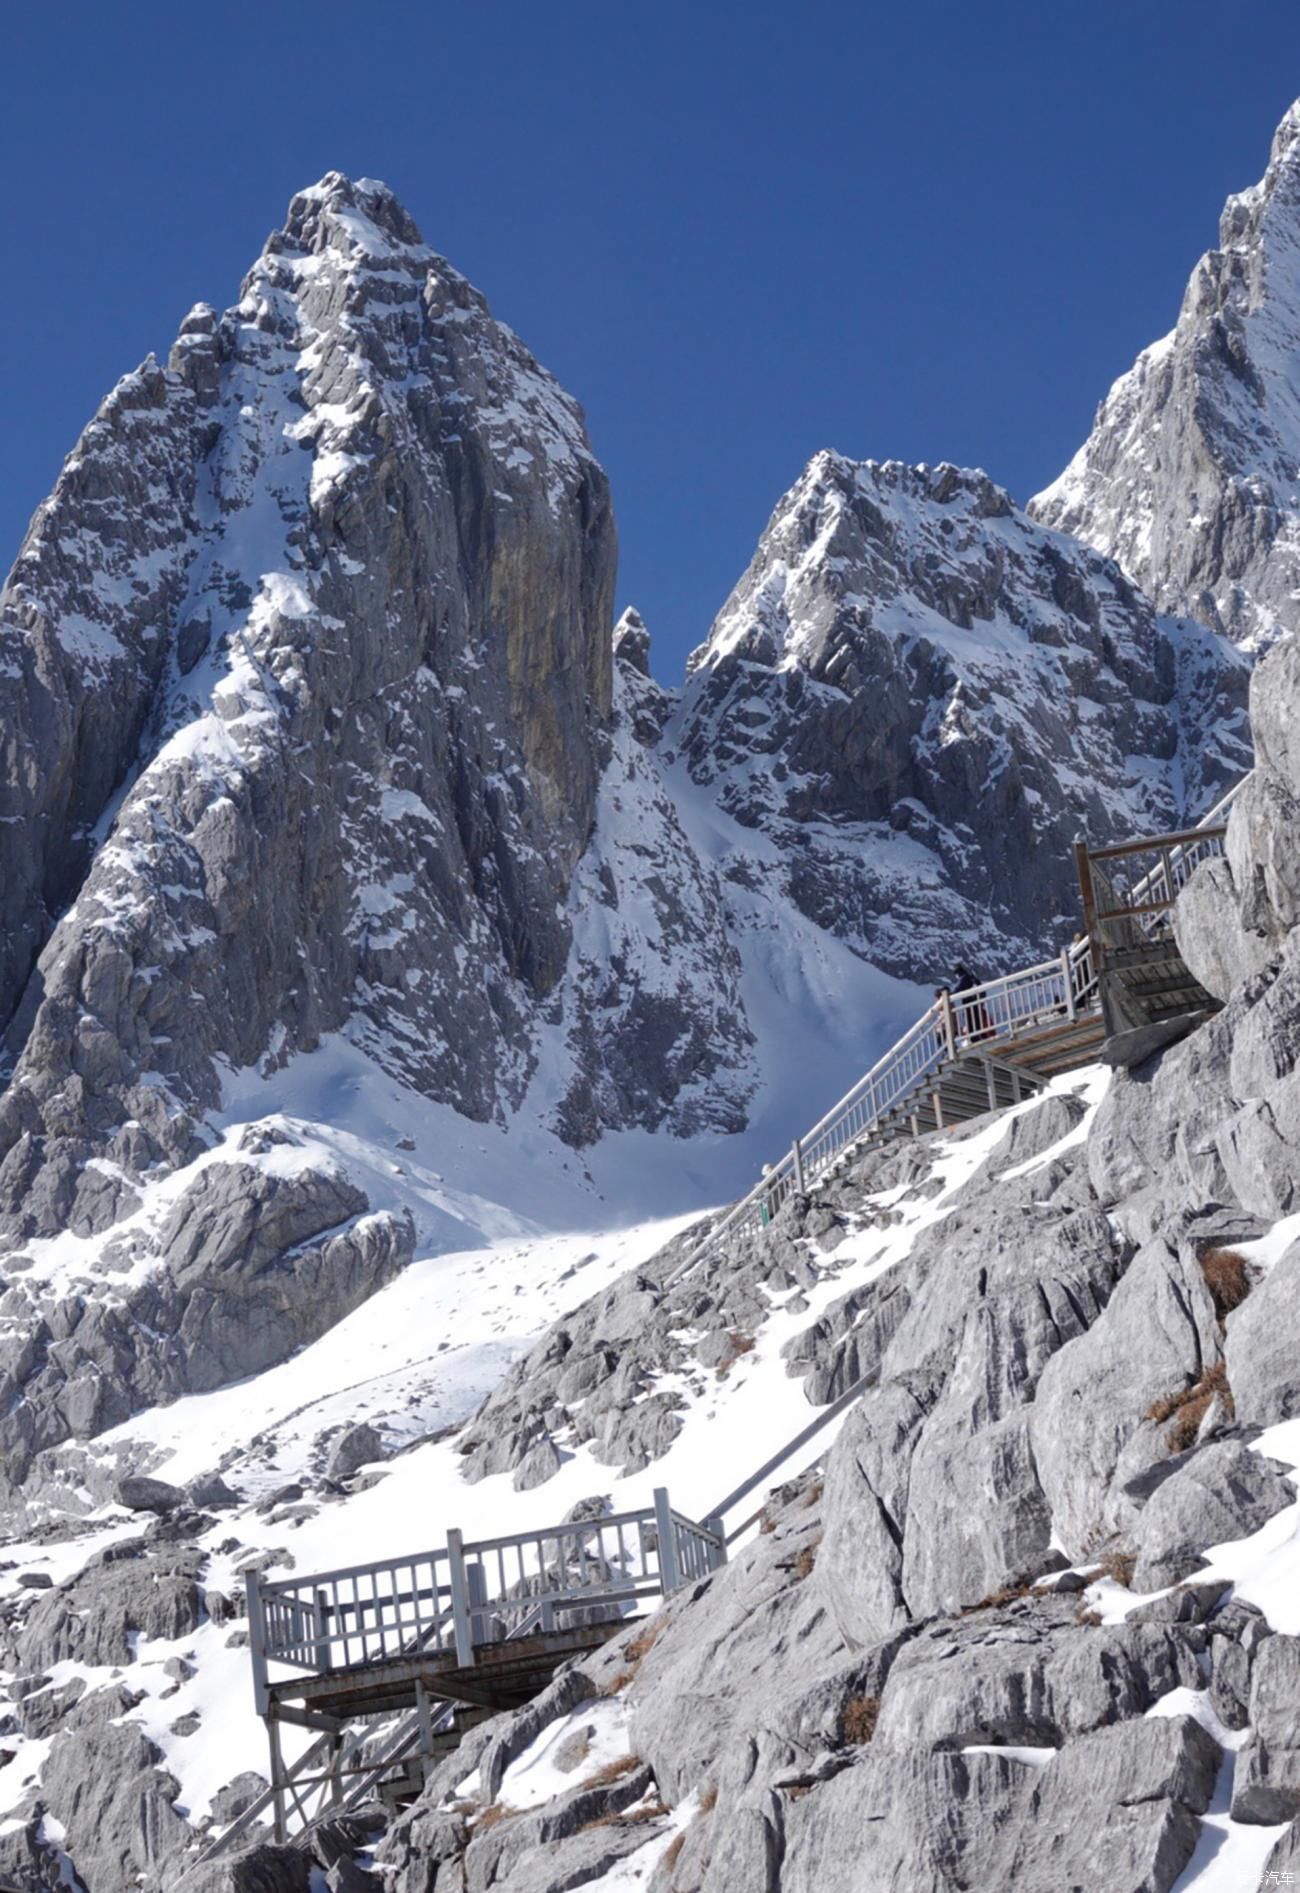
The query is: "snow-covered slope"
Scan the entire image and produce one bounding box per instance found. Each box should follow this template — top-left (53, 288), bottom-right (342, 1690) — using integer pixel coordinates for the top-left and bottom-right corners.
top-left (1033, 99), bottom-right (1300, 650)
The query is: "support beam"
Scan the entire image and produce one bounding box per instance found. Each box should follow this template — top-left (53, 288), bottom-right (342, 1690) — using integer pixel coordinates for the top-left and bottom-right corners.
top-left (268, 1711), bottom-right (289, 1845)
top-left (416, 1680), bottom-right (434, 1786)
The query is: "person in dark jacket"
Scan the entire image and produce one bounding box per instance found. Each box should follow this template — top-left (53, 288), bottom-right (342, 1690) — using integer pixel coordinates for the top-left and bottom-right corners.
top-left (951, 963), bottom-right (992, 1040)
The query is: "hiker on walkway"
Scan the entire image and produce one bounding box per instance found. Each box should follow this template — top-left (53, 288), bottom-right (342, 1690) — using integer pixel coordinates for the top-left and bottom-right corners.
top-left (951, 962), bottom-right (993, 1041)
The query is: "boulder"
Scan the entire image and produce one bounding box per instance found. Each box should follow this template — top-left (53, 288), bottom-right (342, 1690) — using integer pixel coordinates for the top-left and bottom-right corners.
top-left (117, 1473), bottom-right (184, 1515)
top-left (1232, 1634), bottom-right (1300, 1823)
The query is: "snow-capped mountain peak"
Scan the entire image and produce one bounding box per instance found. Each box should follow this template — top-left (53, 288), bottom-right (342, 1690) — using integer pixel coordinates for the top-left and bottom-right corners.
top-left (1032, 95), bottom-right (1300, 650)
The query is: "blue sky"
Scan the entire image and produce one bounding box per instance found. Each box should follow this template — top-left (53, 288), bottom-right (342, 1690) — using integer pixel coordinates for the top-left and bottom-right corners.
top-left (4, 2), bottom-right (1300, 679)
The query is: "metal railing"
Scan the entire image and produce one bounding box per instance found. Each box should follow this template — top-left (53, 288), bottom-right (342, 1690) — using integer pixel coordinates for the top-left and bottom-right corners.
top-left (249, 1491), bottom-right (724, 1692)
top-left (179, 1490), bottom-right (727, 1871)
top-left (667, 778), bottom-right (1256, 1291)
top-left (665, 938), bottom-right (1098, 1286)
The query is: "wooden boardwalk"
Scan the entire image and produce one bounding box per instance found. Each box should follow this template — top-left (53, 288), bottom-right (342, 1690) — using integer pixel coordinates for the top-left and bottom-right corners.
top-left (669, 786), bottom-right (1248, 1284)
top-left (188, 1492), bottom-right (725, 1856)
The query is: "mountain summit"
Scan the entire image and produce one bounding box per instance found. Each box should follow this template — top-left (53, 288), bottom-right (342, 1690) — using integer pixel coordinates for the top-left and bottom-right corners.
top-left (1033, 101), bottom-right (1300, 649)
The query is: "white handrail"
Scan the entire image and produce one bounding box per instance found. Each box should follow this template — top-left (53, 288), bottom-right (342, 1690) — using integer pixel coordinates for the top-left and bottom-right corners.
top-left (665, 944), bottom-right (1097, 1286)
top-left (668, 780), bottom-right (1252, 1290)
top-left (1124, 773), bottom-right (1251, 924)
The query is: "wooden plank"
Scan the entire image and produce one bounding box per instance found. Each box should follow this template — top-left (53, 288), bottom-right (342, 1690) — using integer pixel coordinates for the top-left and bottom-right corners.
top-left (1084, 822), bottom-right (1226, 863)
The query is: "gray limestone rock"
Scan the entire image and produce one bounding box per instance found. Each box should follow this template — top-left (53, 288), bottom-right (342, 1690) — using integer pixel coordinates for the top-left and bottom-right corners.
top-left (1232, 1633), bottom-right (1300, 1823)
top-left (117, 1473), bottom-right (184, 1514)
top-left (39, 1713), bottom-right (192, 1890)
top-left (678, 454), bottom-right (1247, 989)
top-left (1029, 1234), bottom-right (1220, 1557)
top-left (186, 1847), bottom-right (313, 1893)
top-left (326, 1422), bottom-right (387, 1483)
top-left (1224, 1237), bottom-right (1300, 1426)
top-left (188, 1470), bottom-right (240, 1510)
top-left (1128, 1440), bottom-right (1296, 1591)
top-left (17, 1540), bottom-right (203, 1673)
top-left (0, 1144), bottom-right (414, 1488)
top-left (1031, 101), bottom-right (1300, 654)
top-left (874, 1615), bottom-right (1198, 1753)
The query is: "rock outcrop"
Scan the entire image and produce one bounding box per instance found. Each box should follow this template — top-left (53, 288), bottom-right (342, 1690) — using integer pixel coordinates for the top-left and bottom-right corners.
top-left (674, 453), bottom-right (1249, 977)
top-left (369, 615), bottom-right (1300, 1891)
top-left (1033, 100), bottom-right (1300, 651)
top-left (0, 171), bottom-right (617, 1245)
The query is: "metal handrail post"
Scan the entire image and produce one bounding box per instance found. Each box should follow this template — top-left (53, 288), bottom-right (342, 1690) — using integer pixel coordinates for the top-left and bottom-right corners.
top-left (1059, 947), bottom-right (1076, 1021)
top-left (791, 1137), bottom-right (806, 1194)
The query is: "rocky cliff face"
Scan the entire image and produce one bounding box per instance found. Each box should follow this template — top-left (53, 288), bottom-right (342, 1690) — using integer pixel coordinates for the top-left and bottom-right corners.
top-left (1033, 101), bottom-right (1300, 650)
top-left (674, 452), bottom-right (1249, 977)
top-left (361, 623), bottom-right (1300, 1893)
top-left (0, 140), bottom-right (1292, 1890)
top-left (0, 172), bottom-right (617, 1251)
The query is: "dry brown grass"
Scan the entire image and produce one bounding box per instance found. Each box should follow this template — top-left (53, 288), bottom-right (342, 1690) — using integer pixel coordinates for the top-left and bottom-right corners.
top-left (801, 1480), bottom-right (824, 1511)
top-left (623, 1621), bottom-right (663, 1664)
top-left (840, 1693), bottom-right (880, 1745)
top-left (792, 1534), bottom-right (822, 1581)
top-left (957, 1574), bottom-right (1041, 1617)
top-left (1074, 1605), bottom-right (1103, 1627)
top-left (1097, 1549), bottom-right (1136, 1589)
top-left (1146, 1360), bottom-right (1234, 1453)
top-left (662, 1831), bottom-right (686, 1874)
top-left (578, 1799), bottom-right (669, 1834)
top-left (602, 1618), bottom-right (664, 1695)
top-left (716, 1331), bottom-right (757, 1379)
top-left (580, 1753), bottom-right (641, 1791)
top-left (474, 1801), bottom-right (519, 1831)
top-left (1199, 1247), bottom-right (1254, 1323)
top-left (698, 1783), bottom-right (718, 1815)
top-left (758, 1508), bottom-right (778, 1535)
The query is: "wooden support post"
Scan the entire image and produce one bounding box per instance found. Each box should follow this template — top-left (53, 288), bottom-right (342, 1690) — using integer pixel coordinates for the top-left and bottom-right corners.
top-left (1074, 839), bottom-right (1101, 967)
top-left (1060, 948), bottom-right (1076, 1021)
top-left (540, 1595), bottom-right (556, 1632)
top-left (1161, 847), bottom-right (1177, 918)
top-left (447, 1529), bottom-right (475, 1668)
top-left (246, 1572), bottom-right (270, 1716)
top-left (268, 1709), bottom-right (288, 1844)
top-left (1011, 1067), bottom-right (1022, 1103)
top-left (654, 1488), bottom-right (681, 1594)
top-left (466, 1560), bottom-right (495, 1645)
top-left (932, 1087), bottom-right (945, 1131)
top-left (984, 1058), bottom-right (997, 1112)
top-left (328, 1731), bottom-right (343, 1807)
top-left (939, 988), bottom-right (956, 1058)
top-left (416, 1679), bottom-right (434, 1785)
top-left (314, 1587), bottom-right (332, 1675)
top-left (703, 1515), bottom-right (728, 1572)
top-left (791, 1136), bottom-right (806, 1194)
top-left (909, 1110), bottom-right (920, 1138)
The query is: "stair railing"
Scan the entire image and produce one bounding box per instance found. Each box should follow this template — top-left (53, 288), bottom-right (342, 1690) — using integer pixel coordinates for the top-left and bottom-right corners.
top-left (665, 936), bottom-right (1096, 1287)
